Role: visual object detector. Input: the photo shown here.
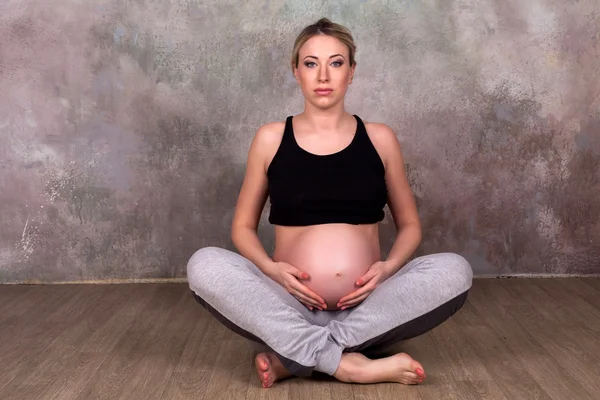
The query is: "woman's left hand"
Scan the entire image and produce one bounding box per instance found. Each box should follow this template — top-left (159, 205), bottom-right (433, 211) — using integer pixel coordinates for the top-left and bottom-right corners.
top-left (337, 261), bottom-right (394, 310)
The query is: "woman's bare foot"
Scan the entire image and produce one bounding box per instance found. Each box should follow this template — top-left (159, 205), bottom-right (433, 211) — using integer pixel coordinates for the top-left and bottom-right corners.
top-left (333, 352), bottom-right (426, 385)
top-left (255, 352), bottom-right (294, 388)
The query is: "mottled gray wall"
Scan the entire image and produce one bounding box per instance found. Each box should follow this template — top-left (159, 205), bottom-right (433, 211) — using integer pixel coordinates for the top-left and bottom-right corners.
top-left (1, 0), bottom-right (599, 283)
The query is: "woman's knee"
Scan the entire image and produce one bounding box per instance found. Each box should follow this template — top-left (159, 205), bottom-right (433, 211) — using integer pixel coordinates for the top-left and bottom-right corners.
top-left (441, 252), bottom-right (473, 293)
top-left (412, 252), bottom-right (473, 294)
top-left (186, 246), bottom-right (231, 291)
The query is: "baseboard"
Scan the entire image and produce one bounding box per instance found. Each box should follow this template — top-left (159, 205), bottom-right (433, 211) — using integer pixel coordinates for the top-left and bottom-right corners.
top-left (1, 273), bottom-right (599, 285)
top-left (475, 273), bottom-right (600, 278)
top-left (0, 278), bottom-right (189, 285)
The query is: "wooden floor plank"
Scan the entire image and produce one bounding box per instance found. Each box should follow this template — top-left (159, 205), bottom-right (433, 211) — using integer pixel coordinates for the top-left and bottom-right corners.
top-left (503, 280), bottom-right (600, 397)
top-left (559, 325), bottom-right (600, 369)
top-left (246, 377), bottom-right (291, 400)
top-left (468, 281), bottom-right (596, 400)
top-left (399, 333), bottom-right (469, 399)
top-left (118, 291), bottom-right (203, 400)
top-left (74, 284), bottom-right (185, 400)
top-left (16, 285), bottom-right (116, 387)
top-left (0, 284), bottom-right (74, 339)
top-left (428, 318), bottom-right (494, 382)
top-left (78, 284), bottom-right (160, 354)
top-left (379, 382), bottom-right (423, 400)
top-left (44, 285), bottom-right (161, 400)
top-left (462, 325), bottom-right (552, 400)
top-left (0, 285), bottom-right (87, 394)
top-left (0, 384), bottom-right (48, 400)
top-left (289, 377), bottom-right (333, 400)
top-left (580, 277), bottom-right (600, 292)
top-left (544, 278), bottom-right (600, 316)
top-left (160, 314), bottom-right (224, 399)
top-left (473, 279), bottom-right (520, 306)
top-left (499, 279), bottom-right (581, 330)
top-left (531, 279), bottom-right (600, 332)
top-left (329, 381), bottom-right (354, 400)
top-left (565, 278), bottom-right (600, 311)
top-left (508, 305), bottom-right (600, 397)
top-left (0, 285), bottom-right (34, 322)
top-left (428, 318), bottom-right (508, 399)
top-left (448, 297), bottom-right (488, 328)
top-left (1, 279), bottom-right (600, 399)
top-left (200, 337), bottom-right (256, 400)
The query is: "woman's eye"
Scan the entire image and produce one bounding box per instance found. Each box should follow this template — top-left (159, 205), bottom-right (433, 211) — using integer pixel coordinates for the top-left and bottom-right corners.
top-left (304, 61), bottom-right (344, 67)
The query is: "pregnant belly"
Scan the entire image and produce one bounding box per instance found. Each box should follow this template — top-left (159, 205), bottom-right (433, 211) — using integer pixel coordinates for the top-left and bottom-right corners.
top-left (279, 225), bottom-right (379, 310)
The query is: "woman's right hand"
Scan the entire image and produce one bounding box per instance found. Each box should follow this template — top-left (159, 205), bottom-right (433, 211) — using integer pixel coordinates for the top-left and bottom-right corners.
top-left (267, 261), bottom-right (327, 311)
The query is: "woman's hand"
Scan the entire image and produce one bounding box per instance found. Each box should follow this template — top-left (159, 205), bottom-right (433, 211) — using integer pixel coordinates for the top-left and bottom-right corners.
top-left (266, 261), bottom-right (327, 311)
top-left (337, 261), bottom-right (393, 310)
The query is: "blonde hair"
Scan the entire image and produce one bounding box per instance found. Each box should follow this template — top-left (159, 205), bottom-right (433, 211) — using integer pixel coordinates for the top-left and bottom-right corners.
top-left (291, 18), bottom-right (357, 71)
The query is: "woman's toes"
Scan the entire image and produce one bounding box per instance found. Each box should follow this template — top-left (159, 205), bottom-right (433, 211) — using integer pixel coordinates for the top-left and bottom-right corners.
top-left (400, 372), bottom-right (419, 384)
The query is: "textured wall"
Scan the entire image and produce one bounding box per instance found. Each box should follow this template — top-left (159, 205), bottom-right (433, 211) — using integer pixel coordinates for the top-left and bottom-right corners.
top-left (1, 0), bottom-right (599, 283)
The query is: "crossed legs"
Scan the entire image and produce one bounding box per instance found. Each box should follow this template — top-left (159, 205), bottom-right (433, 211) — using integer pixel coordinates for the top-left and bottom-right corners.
top-left (187, 247), bottom-right (472, 386)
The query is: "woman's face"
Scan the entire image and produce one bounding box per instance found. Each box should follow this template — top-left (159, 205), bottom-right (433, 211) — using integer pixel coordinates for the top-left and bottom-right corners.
top-left (294, 35), bottom-right (355, 110)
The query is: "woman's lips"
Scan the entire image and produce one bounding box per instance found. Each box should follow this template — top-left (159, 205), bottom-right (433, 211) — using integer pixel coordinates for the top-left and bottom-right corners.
top-left (314, 88), bottom-right (333, 96)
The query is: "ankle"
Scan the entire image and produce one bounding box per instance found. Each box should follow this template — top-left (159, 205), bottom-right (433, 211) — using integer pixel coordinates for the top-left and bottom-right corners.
top-left (333, 354), bottom-right (361, 383)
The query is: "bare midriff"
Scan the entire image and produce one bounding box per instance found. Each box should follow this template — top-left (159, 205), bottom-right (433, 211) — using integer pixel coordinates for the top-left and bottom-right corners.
top-left (272, 223), bottom-right (382, 310)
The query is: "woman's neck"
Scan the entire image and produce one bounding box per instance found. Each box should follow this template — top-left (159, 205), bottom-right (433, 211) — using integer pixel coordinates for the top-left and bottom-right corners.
top-left (300, 102), bottom-right (351, 132)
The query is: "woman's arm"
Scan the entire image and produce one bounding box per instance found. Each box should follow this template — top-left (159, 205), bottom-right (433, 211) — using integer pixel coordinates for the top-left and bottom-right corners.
top-left (231, 122), bottom-right (326, 309)
top-left (230, 123), bottom-right (282, 276)
top-left (370, 123), bottom-right (423, 275)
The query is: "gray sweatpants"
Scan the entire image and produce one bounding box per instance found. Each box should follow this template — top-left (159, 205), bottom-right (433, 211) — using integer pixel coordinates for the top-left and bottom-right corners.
top-left (187, 246), bottom-right (472, 377)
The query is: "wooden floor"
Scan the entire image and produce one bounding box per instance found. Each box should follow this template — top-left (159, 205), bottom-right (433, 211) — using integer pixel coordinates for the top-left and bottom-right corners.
top-left (0, 278), bottom-right (599, 400)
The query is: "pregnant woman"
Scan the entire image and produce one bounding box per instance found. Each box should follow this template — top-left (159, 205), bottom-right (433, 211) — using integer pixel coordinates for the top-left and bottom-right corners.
top-left (187, 18), bottom-right (472, 388)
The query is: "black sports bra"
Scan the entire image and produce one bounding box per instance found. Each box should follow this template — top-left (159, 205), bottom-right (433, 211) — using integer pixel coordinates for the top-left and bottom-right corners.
top-left (266, 115), bottom-right (387, 226)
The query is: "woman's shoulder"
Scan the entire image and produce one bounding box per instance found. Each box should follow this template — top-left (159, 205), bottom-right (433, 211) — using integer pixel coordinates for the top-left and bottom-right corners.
top-left (246, 119), bottom-right (287, 164)
top-left (359, 118), bottom-right (405, 170)
top-left (361, 119), bottom-right (402, 148)
top-left (256, 119), bottom-right (286, 136)
top-left (253, 119), bottom-right (286, 148)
